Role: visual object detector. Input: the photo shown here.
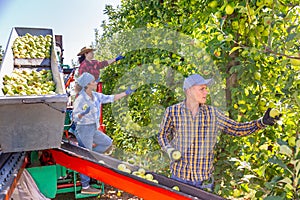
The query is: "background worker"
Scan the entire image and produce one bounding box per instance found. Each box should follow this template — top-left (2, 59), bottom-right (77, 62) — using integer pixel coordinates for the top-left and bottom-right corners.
top-left (158, 74), bottom-right (280, 191)
top-left (73, 72), bottom-right (135, 195)
top-left (77, 46), bottom-right (124, 81)
top-left (67, 46), bottom-right (124, 134)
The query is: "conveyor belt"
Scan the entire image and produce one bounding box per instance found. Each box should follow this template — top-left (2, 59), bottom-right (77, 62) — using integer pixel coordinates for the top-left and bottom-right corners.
top-left (0, 152), bottom-right (26, 200)
top-left (50, 142), bottom-right (226, 200)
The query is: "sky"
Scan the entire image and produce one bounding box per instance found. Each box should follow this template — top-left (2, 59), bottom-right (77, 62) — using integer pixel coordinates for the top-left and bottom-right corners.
top-left (0, 0), bottom-right (121, 66)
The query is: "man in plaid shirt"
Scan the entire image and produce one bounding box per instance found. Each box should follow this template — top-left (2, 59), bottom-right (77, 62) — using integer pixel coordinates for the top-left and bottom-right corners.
top-left (158, 74), bottom-right (279, 191)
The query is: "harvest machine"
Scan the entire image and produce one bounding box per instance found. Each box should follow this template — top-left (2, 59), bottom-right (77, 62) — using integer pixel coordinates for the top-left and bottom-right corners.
top-left (0, 27), bottom-right (225, 200)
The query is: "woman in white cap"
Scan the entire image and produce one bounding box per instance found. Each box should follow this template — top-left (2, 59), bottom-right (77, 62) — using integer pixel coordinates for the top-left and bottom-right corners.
top-left (157, 74), bottom-right (280, 191)
top-left (72, 72), bottom-right (134, 195)
top-left (77, 46), bottom-right (124, 81)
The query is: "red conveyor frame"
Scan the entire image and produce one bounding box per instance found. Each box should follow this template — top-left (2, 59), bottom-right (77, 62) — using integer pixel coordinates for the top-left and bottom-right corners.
top-left (49, 142), bottom-right (226, 200)
top-left (50, 148), bottom-right (191, 200)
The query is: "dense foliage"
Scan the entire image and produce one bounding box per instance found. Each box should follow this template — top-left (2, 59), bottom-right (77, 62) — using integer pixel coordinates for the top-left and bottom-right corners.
top-left (94, 0), bottom-right (299, 199)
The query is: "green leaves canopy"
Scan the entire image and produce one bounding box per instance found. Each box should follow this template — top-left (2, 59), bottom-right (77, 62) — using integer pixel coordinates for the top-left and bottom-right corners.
top-left (95, 0), bottom-right (299, 198)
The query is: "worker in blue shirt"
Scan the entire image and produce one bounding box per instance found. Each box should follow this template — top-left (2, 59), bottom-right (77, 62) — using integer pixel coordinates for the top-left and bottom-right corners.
top-left (73, 72), bottom-right (135, 194)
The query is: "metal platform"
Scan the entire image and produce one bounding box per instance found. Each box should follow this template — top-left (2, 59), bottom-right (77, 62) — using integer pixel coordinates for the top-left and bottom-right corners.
top-left (0, 152), bottom-right (26, 199)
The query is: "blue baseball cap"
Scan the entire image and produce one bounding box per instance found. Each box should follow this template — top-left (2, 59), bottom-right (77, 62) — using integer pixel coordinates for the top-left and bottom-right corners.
top-left (77, 72), bottom-right (95, 88)
top-left (183, 74), bottom-right (213, 90)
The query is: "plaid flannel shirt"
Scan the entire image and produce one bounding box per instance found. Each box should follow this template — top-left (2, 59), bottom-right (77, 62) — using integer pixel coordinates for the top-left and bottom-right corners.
top-left (78, 59), bottom-right (109, 80)
top-left (158, 101), bottom-right (265, 181)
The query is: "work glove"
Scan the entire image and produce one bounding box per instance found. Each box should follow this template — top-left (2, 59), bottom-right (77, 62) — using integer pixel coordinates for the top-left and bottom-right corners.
top-left (125, 86), bottom-right (136, 95)
top-left (80, 106), bottom-right (90, 116)
top-left (262, 108), bottom-right (282, 126)
top-left (166, 147), bottom-right (182, 162)
top-left (115, 55), bottom-right (125, 61)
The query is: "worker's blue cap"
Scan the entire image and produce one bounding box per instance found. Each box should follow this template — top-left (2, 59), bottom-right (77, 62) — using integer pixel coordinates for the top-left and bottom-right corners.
top-left (183, 74), bottom-right (213, 90)
top-left (77, 72), bottom-right (95, 88)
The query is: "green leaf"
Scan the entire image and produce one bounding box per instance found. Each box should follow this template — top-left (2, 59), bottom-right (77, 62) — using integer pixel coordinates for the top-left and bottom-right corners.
top-left (255, 190), bottom-right (264, 198)
top-left (295, 160), bottom-right (300, 176)
top-left (278, 177), bottom-right (292, 184)
top-left (241, 174), bottom-right (257, 182)
top-left (229, 46), bottom-right (242, 55)
top-left (268, 158), bottom-right (287, 170)
top-left (279, 145), bottom-right (293, 156)
top-left (296, 139), bottom-right (300, 156)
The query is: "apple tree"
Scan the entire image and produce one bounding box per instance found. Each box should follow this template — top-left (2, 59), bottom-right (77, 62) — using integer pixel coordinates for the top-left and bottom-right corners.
top-left (94, 0), bottom-right (299, 198)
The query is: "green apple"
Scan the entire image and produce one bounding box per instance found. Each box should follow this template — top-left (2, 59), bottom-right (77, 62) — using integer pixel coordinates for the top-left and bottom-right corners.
top-left (117, 163), bottom-right (127, 171)
top-left (152, 180), bottom-right (159, 184)
top-left (264, 17), bottom-right (272, 26)
top-left (82, 104), bottom-right (89, 110)
top-left (256, 0), bottom-right (265, 6)
top-left (172, 150), bottom-right (182, 161)
top-left (290, 55), bottom-right (300, 66)
top-left (233, 189), bottom-right (241, 197)
top-left (254, 72), bottom-right (261, 80)
top-left (261, 29), bottom-right (269, 36)
top-left (132, 171), bottom-right (140, 176)
top-left (208, 0), bottom-right (218, 8)
top-left (232, 21), bottom-right (239, 29)
top-left (215, 11), bottom-right (222, 18)
top-left (225, 4), bottom-right (234, 15)
top-left (214, 50), bottom-right (221, 57)
top-left (172, 186), bottom-right (180, 191)
top-left (270, 109), bottom-right (280, 118)
top-left (265, 0), bottom-right (273, 6)
top-left (257, 25), bottom-right (265, 33)
top-left (138, 168), bottom-right (146, 175)
top-left (127, 158), bottom-right (136, 164)
top-left (217, 34), bottom-right (224, 41)
top-left (145, 174), bottom-right (154, 180)
top-left (98, 160), bottom-right (105, 165)
top-left (123, 168), bottom-right (132, 174)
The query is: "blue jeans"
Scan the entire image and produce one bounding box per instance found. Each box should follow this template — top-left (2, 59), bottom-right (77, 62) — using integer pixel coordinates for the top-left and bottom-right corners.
top-left (171, 175), bottom-right (214, 191)
top-left (75, 123), bottom-right (112, 188)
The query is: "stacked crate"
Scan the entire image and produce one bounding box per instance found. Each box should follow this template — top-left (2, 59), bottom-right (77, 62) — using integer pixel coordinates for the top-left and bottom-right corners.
top-left (0, 27), bottom-right (68, 153)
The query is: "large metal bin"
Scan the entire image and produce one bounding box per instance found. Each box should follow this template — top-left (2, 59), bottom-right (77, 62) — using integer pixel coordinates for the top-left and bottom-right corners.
top-left (0, 27), bottom-right (68, 153)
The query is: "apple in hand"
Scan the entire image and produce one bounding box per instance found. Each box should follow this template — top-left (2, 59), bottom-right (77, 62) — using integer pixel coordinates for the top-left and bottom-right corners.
top-left (171, 150), bottom-right (182, 161)
top-left (270, 109), bottom-right (280, 118)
